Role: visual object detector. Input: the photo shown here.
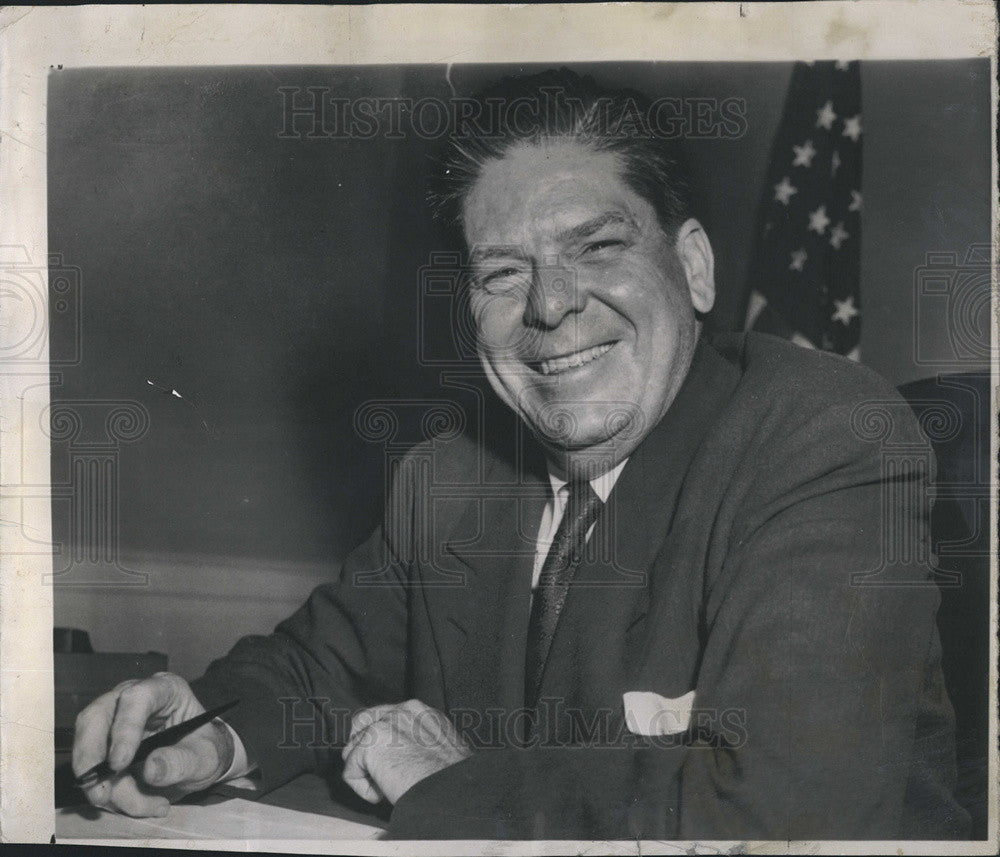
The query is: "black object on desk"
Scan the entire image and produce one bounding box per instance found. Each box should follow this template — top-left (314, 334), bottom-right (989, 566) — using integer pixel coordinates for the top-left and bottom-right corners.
top-left (54, 637), bottom-right (169, 758)
top-left (53, 627), bottom-right (169, 807)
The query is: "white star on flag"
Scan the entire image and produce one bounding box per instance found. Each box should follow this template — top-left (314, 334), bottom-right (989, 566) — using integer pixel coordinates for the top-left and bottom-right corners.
top-left (748, 60), bottom-right (862, 359)
top-left (773, 176), bottom-right (798, 205)
top-left (832, 296), bottom-right (859, 325)
top-left (745, 290), bottom-right (768, 329)
top-left (829, 222), bottom-right (849, 249)
top-left (815, 100), bottom-right (837, 130)
top-left (842, 115), bottom-right (862, 142)
top-left (791, 332), bottom-right (816, 350)
top-left (792, 139), bottom-right (817, 168)
top-left (807, 206), bottom-right (830, 235)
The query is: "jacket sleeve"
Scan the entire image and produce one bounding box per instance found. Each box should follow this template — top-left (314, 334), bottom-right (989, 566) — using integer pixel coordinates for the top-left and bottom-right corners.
top-left (189, 519), bottom-right (410, 796)
top-left (388, 398), bottom-right (966, 840)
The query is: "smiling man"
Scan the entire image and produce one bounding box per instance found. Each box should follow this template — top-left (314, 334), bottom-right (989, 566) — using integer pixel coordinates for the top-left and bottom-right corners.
top-left (464, 137), bottom-right (714, 477)
top-left (72, 69), bottom-right (967, 840)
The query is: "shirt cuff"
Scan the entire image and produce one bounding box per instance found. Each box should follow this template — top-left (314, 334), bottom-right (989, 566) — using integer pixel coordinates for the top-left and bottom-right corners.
top-left (219, 719), bottom-right (259, 790)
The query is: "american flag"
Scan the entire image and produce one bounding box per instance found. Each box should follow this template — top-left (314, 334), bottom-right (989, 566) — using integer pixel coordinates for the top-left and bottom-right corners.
top-left (743, 60), bottom-right (862, 360)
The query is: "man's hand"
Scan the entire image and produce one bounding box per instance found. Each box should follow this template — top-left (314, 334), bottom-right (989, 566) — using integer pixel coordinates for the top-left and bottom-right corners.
top-left (72, 671), bottom-right (234, 817)
top-left (341, 699), bottom-right (471, 805)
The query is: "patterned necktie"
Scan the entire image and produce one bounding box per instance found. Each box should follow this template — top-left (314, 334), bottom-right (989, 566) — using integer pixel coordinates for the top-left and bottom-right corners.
top-left (524, 478), bottom-right (604, 711)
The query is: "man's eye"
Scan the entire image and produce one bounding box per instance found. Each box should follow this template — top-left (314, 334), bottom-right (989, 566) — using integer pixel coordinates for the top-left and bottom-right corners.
top-left (582, 239), bottom-right (624, 255)
top-left (478, 267), bottom-right (525, 291)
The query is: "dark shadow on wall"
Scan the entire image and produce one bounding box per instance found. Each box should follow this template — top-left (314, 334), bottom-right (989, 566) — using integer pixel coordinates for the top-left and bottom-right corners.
top-left (47, 62), bottom-right (791, 566)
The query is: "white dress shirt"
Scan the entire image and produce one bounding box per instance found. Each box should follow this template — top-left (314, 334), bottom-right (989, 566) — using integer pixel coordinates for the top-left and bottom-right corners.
top-left (222, 457), bottom-right (630, 786)
top-left (220, 722), bottom-right (257, 787)
top-left (531, 459), bottom-right (629, 589)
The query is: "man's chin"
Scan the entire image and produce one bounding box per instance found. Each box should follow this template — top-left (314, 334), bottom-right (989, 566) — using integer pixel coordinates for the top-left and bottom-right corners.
top-left (525, 406), bottom-right (645, 459)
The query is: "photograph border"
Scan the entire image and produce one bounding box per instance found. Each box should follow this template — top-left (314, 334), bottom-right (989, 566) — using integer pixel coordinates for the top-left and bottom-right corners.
top-left (1, 3), bottom-right (997, 853)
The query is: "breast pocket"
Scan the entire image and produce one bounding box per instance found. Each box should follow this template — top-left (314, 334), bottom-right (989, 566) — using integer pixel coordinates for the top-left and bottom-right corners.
top-left (622, 689), bottom-right (696, 736)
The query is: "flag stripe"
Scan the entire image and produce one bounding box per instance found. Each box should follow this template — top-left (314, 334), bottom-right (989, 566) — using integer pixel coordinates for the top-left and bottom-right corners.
top-left (745, 60), bottom-right (862, 358)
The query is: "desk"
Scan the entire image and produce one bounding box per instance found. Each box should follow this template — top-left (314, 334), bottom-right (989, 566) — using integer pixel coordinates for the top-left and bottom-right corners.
top-left (55, 772), bottom-right (388, 841)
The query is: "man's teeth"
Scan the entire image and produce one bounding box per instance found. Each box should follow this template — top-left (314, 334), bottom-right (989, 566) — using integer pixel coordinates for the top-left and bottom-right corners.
top-left (538, 342), bottom-right (615, 376)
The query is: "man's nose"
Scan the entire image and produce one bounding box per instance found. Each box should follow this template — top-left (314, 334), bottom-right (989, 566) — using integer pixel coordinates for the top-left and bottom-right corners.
top-left (523, 264), bottom-right (586, 329)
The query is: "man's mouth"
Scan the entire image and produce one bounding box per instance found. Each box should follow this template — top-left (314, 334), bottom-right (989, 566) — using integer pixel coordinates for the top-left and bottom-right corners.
top-left (533, 341), bottom-right (617, 376)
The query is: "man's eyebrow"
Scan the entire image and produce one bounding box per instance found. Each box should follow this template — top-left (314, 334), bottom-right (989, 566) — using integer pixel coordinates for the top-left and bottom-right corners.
top-left (467, 213), bottom-right (637, 264)
top-left (469, 245), bottom-right (529, 264)
top-left (557, 212), bottom-right (637, 244)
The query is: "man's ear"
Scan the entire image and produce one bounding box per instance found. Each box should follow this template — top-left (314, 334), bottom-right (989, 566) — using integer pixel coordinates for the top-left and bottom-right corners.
top-left (674, 218), bottom-right (716, 314)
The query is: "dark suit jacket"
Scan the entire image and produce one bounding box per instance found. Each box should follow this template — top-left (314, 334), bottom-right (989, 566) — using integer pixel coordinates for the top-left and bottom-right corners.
top-left (190, 332), bottom-right (969, 840)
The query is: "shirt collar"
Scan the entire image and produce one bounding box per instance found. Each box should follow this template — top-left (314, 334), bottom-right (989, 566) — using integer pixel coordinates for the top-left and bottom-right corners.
top-left (546, 458), bottom-right (629, 504)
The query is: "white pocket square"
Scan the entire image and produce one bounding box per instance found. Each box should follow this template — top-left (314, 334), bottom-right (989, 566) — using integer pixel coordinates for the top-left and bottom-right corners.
top-left (622, 689), bottom-right (696, 736)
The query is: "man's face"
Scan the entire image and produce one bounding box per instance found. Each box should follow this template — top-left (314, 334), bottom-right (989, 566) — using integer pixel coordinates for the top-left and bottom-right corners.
top-left (461, 139), bottom-right (714, 471)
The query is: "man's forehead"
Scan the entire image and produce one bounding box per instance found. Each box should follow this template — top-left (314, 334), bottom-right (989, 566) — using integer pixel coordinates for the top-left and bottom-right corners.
top-left (463, 139), bottom-right (620, 198)
top-left (462, 149), bottom-right (645, 248)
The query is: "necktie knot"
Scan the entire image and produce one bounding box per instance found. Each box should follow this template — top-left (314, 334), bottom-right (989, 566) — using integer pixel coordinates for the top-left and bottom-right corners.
top-left (561, 479), bottom-right (602, 561)
top-left (565, 477), bottom-right (598, 505)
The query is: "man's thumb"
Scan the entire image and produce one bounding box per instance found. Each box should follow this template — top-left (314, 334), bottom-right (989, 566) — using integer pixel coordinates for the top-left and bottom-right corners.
top-left (142, 746), bottom-right (202, 787)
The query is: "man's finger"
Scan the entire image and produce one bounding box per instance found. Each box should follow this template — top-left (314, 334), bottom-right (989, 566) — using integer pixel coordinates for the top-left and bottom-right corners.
top-left (341, 720), bottom-right (372, 761)
top-left (342, 768), bottom-right (383, 804)
top-left (344, 704), bottom-right (397, 758)
top-left (408, 707), bottom-right (448, 748)
top-left (72, 694), bottom-right (116, 777)
top-left (341, 738), bottom-right (383, 804)
top-left (107, 681), bottom-right (171, 770)
top-left (106, 776), bottom-right (170, 819)
top-left (347, 704), bottom-right (396, 743)
top-left (141, 745), bottom-right (202, 788)
top-left (393, 700), bottom-right (455, 751)
top-left (79, 774), bottom-right (114, 809)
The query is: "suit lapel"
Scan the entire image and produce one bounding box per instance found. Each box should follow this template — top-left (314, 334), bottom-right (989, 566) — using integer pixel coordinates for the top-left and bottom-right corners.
top-left (539, 338), bottom-right (741, 708)
top-left (420, 439), bottom-right (548, 714)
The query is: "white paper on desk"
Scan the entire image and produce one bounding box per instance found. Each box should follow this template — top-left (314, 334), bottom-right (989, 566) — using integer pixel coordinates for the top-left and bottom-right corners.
top-left (56, 798), bottom-right (385, 841)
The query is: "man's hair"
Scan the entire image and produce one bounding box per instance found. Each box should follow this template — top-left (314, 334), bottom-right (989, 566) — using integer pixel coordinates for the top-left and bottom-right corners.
top-left (430, 67), bottom-right (693, 239)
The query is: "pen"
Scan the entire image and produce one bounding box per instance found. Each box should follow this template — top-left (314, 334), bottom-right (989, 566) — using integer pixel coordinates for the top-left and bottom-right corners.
top-left (74, 699), bottom-right (239, 786)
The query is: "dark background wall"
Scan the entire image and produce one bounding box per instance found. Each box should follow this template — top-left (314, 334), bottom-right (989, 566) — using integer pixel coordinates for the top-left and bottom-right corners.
top-left (48, 61), bottom-right (991, 678)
